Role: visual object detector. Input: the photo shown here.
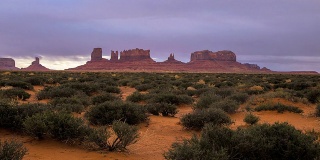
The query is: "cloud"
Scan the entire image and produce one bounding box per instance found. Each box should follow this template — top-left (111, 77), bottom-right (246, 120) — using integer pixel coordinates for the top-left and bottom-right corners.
top-left (0, 0), bottom-right (319, 71)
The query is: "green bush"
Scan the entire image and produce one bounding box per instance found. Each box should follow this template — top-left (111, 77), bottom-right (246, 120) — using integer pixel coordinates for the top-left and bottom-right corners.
top-left (2, 88), bottom-right (31, 100)
top-left (102, 86), bottom-right (121, 94)
top-left (0, 139), bottom-right (27, 160)
top-left (209, 99), bottom-right (239, 114)
top-left (126, 91), bottom-right (145, 102)
top-left (148, 93), bottom-right (193, 105)
top-left (86, 121), bottom-right (139, 151)
top-left (91, 93), bottom-right (121, 105)
top-left (50, 97), bottom-right (85, 113)
top-left (196, 93), bottom-right (222, 109)
top-left (306, 89), bottom-right (320, 103)
top-left (0, 102), bottom-right (47, 131)
top-left (255, 103), bottom-right (303, 113)
top-left (181, 108), bottom-right (232, 130)
top-left (5, 81), bottom-right (33, 90)
top-left (37, 87), bottom-right (78, 100)
top-left (86, 100), bottom-right (147, 125)
top-left (165, 122), bottom-right (320, 160)
top-left (135, 84), bottom-right (154, 91)
top-left (23, 113), bottom-right (49, 139)
top-left (229, 92), bottom-right (249, 104)
top-left (146, 103), bottom-right (178, 117)
top-left (243, 113), bottom-right (260, 125)
top-left (24, 111), bottom-right (89, 141)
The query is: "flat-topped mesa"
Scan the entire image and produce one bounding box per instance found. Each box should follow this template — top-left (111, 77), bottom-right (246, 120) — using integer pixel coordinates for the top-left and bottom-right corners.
top-left (190, 50), bottom-right (236, 62)
top-left (91, 48), bottom-right (103, 61)
top-left (110, 50), bottom-right (119, 61)
top-left (0, 58), bottom-right (19, 70)
top-left (119, 48), bottom-right (155, 62)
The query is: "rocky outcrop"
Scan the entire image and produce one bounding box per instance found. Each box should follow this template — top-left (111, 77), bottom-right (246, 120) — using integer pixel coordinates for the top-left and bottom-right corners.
top-left (91, 48), bottom-right (103, 61)
top-left (243, 63), bottom-right (261, 70)
top-left (119, 48), bottom-right (155, 62)
top-left (190, 50), bottom-right (236, 62)
top-left (0, 58), bottom-right (19, 70)
top-left (162, 53), bottom-right (184, 64)
top-left (68, 48), bottom-right (273, 73)
top-left (21, 57), bottom-right (50, 71)
top-left (110, 50), bottom-right (119, 61)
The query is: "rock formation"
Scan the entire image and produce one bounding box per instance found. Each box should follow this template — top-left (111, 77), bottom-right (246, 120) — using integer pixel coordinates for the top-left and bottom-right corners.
top-left (162, 53), bottom-right (184, 64)
top-left (190, 50), bottom-right (236, 62)
top-left (91, 48), bottom-right (103, 61)
top-left (0, 58), bottom-right (19, 70)
top-left (21, 57), bottom-right (50, 71)
top-left (119, 48), bottom-right (155, 62)
top-left (110, 50), bottom-right (119, 61)
top-left (243, 63), bottom-right (261, 70)
top-left (68, 48), bottom-right (273, 73)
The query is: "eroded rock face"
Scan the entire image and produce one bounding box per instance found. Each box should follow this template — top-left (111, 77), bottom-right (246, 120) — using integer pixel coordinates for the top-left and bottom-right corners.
top-left (243, 63), bottom-right (261, 70)
top-left (91, 48), bottom-right (103, 61)
top-left (0, 58), bottom-right (19, 70)
top-left (162, 53), bottom-right (184, 64)
top-left (110, 50), bottom-right (119, 61)
top-left (21, 57), bottom-right (50, 71)
top-left (119, 48), bottom-right (154, 62)
top-left (190, 50), bottom-right (236, 62)
top-left (0, 58), bottom-right (15, 67)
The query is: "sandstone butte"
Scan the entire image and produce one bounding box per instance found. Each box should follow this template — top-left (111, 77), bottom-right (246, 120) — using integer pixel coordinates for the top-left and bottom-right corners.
top-left (66, 48), bottom-right (271, 73)
top-left (21, 57), bottom-right (51, 71)
top-left (0, 48), bottom-right (318, 74)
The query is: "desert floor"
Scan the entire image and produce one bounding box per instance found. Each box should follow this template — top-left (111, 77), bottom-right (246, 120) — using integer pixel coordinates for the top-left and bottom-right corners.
top-left (1, 86), bottom-right (319, 160)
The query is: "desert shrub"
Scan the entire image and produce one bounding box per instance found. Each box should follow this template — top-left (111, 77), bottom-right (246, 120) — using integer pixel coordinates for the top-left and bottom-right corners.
top-left (2, 88), bottom-right (31, 100)
top-left (246, 85), bottom-right (265, 95)
top-left (135, 84), bottom-right (154, 91)
top-left (50, 97), bottom-right (85, 113)
top-left (25, 76), bottom-right (46, 85)
top-left (91, 93), bottom-right (121, 105)
top-left (60, 82), bottom-right (98, 95)
top-left (108, 121), bottom-right (139, 151)
top-left (181, 108), bottom-right (231, 130)
top-left (255, 103), bottom-right (303, 113)
top-left (315, 104), bottom-right (320, 117)
top-left (306, 89), bottom-right (320, 103)
top-left (23, 113), bottom-right (49, 139)
top-left (102, 86), bottom-right (121, 94)
top-left (148, 93), bottom-right (192, 105)
top-left (24, 111), bottom-right (89, 142)
top-left (214, 88), bottom-right (234, 98)
top-left (165, 122), bottom-right (320, 160)
top-left (0, 103), bottom-right (47, 131)
top-left (46, 112), bottom-right (89, 141)
top-left (146, 103), bottom-right (178, 117)
top-left (0, 139), bottom-right (27, 160)
top-left (126, 91), bottom-right (145, 102)
top-left (229, 92), bottom-right (249, 104)
top-left (195, 93), bottom-right (222, 109)
top-left (243, 113), bottom-right (260, 125)
top-left (86, 121), bottom-right (139, 151)
top-left (5, 81), bottom-right (33, 90)
top-left (86, 100), bottom-right (147, 125)
top-left (37, 87), bottom-right (78, 100)
top-left (209, 99), bottom-right (239, 114)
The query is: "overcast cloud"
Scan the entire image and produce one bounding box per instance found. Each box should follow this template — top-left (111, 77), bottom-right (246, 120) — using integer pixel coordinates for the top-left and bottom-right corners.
top-left (0, 0), bottom-right (319, 71)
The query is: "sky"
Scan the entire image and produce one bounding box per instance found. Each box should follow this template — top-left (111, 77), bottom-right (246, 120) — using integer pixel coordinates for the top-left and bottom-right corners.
top-left (0, 0), bottom-right (319, 71)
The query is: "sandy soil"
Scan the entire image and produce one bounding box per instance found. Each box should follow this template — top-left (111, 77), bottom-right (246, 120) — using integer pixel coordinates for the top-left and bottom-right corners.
top-left (1, 86), bottom-right (320, 160)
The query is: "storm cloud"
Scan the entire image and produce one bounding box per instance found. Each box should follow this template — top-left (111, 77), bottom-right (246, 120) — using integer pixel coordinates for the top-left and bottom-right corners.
top-left (0, 0), bottom-right (319, 71)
